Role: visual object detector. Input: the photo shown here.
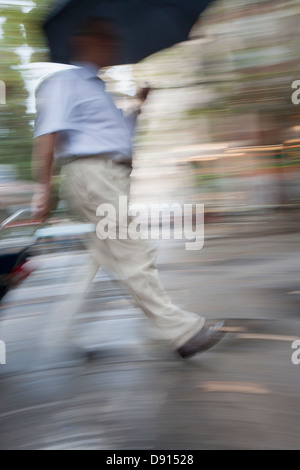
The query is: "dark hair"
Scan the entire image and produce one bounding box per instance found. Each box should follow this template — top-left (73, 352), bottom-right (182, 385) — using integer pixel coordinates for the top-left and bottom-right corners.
top-left (73, 17), bottom-right (120, 41)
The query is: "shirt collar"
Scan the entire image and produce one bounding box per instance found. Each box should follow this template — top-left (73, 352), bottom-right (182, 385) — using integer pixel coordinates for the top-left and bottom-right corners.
top-left (72, 62), bottom-right (101, 80)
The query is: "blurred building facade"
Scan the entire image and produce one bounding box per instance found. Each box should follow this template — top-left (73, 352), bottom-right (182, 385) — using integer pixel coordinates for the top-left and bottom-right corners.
top-left (128, 0), bottom-right (300, 215)
top-left (0, 0), bottom-right (300, 221)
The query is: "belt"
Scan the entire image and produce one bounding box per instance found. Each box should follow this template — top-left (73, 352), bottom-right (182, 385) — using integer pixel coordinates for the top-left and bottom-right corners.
top-left (58, 154), bottom-right (132, 169)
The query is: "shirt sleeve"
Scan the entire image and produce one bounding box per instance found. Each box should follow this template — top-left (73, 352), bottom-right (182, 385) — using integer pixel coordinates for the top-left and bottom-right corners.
top-left (34, 73), bottom-right (71, 138)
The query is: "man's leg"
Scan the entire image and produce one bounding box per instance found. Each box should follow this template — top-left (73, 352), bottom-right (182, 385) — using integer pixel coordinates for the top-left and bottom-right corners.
top-left (41, 255), bottom-right (100, 354)
top-left (61, 158), bottom-right (205, 349)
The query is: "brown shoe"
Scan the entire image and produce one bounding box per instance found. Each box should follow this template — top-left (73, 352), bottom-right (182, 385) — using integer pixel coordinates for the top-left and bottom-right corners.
top-left (177, 320), bottom-right (230, 358)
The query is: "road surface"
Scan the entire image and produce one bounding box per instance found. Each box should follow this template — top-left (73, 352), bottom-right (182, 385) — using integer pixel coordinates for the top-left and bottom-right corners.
top-left (0, 232), bottom-right (300, 450)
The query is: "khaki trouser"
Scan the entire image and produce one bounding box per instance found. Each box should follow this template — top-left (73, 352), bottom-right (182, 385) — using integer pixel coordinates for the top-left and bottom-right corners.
top-left (60, 157), bottom-right (205, 349)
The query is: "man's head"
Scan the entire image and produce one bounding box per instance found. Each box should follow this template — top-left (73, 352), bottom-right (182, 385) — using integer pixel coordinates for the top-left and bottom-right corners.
top-left (71, 18), bottom-right (121, 68)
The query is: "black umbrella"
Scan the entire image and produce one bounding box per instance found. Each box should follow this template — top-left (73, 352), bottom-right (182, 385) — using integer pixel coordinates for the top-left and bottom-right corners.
top-left (44, 0), bottom-right (214, 65)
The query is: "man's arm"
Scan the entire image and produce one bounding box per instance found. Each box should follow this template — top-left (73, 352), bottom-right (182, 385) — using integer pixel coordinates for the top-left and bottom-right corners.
top-left (31, 133), bottom-right (56, 219)
top-left (32, 72), bottom-right (70, 218)
top-left (124, 86), bottom-right (151, 138)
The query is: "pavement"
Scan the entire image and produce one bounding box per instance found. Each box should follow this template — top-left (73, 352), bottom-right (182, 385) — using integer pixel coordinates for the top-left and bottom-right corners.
top-left (204, 207), bottom-right (300, 239)
top-left (0, 229), bottom-right (300, 450)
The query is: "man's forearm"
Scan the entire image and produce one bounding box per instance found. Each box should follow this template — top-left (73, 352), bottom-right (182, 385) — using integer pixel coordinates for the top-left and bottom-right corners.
top-left (32, 134), bottom-right (55, 185)
top-left (31, 133), bottom-right (56, 218)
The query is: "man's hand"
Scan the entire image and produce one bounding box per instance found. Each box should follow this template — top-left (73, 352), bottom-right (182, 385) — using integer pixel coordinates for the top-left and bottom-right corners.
top-left (136, 84), bottom-right (151, 104)
top-left (31, 184), bottom-right (53, 220)
top-left (129, 85), bottom-right (151, 118)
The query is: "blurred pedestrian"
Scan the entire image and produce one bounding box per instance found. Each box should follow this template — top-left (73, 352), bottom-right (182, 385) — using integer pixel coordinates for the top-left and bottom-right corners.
top-left (32, 18), bottom-right (229, 359)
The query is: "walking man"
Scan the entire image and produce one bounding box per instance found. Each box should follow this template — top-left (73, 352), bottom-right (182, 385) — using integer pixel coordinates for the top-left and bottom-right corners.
top-left (32, 18), bottom-right (229, 359)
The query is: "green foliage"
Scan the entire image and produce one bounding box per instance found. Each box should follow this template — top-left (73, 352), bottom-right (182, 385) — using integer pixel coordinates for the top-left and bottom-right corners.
top-left (0, 1), bottom-right (50, 180)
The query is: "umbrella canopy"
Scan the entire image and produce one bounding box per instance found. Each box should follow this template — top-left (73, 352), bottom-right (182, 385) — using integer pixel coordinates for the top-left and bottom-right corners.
top-left (44, 0), bottom-right (214, 65)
